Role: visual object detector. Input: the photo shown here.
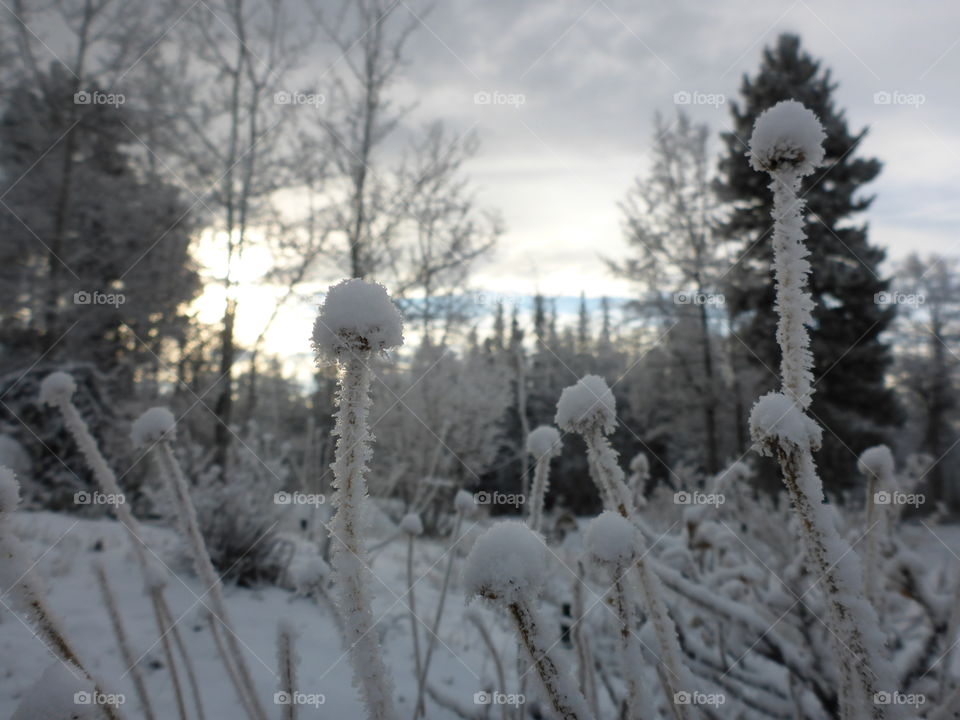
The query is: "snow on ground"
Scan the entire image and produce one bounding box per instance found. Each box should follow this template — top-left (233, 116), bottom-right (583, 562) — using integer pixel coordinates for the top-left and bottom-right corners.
top-left (6, 509), bottom-right (958, 718)
top-left (0, 509), bottom-right (584, 718)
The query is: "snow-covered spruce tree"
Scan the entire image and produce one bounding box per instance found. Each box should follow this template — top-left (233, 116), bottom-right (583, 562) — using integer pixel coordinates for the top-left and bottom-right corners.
top-left (747, 100), bottom-right (896, 719)
top-left (133, 406), bottom-right (268, 720)
top-left (858, 445), bottom-right (895, 609)
top-left (526, 425), bottom-right (562, 533)
top-left (0, 467), bottom-right (123, 720)
top-left (555, 375), bottom-right (694, 715)
top-left (312, 278), bottom-right (404, 720)
top-left (40, 373), bottom-right (198, 720)
top-left (585, 512), bottom-right (651, 720)
top-left (464, 521), bottom-right (594, 720)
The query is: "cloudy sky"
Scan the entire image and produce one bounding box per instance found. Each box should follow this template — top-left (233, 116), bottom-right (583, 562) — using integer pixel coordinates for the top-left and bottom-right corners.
top-left (189, 0), bottom-right (960, 362)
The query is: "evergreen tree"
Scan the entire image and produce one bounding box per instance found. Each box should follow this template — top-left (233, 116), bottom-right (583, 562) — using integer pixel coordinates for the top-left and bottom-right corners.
top-left (715, 33), bottom-right (900, 489)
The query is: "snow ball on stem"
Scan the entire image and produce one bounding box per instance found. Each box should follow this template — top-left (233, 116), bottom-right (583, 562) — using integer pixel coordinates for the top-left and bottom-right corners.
top-left (400, 512), bottom-right (424, 536)
top-left (0, 466), bottom-right (19, 517)
top-left (748, 100), bottom-right (826, 176)
top-left (39, 371), bottom-right (76, 406)
top-left (585, 511), bottom-right (636, 566)
top-left (749, 391), bottom-right (822, 454)
top-left (858, 445), bottom-right (895, 480)
top-left (527, 425), bottom-right (562, 460)
top-left (131, 407), bottom-right (177, 447)
top-left (454, 489), bottom-right (476, 515)
top-left (312, 278), bottom-right (404, 360)
top-left (464, 521), bottom-right (547, 605)
top-left (555, 375), bottom-right (616, 435)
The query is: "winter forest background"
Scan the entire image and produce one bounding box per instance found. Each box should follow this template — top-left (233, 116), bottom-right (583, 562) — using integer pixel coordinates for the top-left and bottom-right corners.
top-left (2, 1), bottom-right (960, 719)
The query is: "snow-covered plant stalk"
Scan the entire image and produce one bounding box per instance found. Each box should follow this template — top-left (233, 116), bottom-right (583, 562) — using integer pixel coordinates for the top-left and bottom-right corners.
top-left (556, 376), bottom-right (694, 715)
top-left (41, 374), bottom-right (195, 720)
top-left (465, 609), bottom-right (508, 720)
top-left (859, 445), bottom-right (895, 609)
top-left (748, 100), bottom-right (896, 719)
top-left (0, 467), bottom-right (123, 720)
top-left (571, 559), bottom-right (600, 718)
top-left (94, 561), bottom-right (157, 720)
top-left (312, 279), bottom-right (404, 720)
top-left (401, 512), bottom-right (424, 703)
top-left (134, 407), bottom-right (268, 720)
top-left (276, 619), bottom-right (300, 720)
top-left (526, 425), bottom-right (562, 533)
top-left (413, 490), bottom-right (474, 719)
top-left (585, 512), bottom-right (651, 720)
top-left (464, 521), bottom-right (594, 720)
top-left (627, 452), bottom-right (650, 509)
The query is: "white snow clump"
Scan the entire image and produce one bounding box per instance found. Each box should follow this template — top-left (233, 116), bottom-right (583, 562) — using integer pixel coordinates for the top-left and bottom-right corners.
top-left (39, 371), bottom-right (76, 406)
top-left (131, 406), bottom-right (177, 446)
top-left (312, 278), bottom-right (404, 359)
top-left (585, 511), bottom-right (637, 566)
top-left (749, 100), bottom-right (825, 176)
top-left (400, 512), bottom-right (424, 536)
top-left (464, 520), bottom-right (547, 604)
top-left (749, 391), bottom-right (822, 453)
top-left (526, 425), bottom-right (562, 460)
top-left (858, 445), bottom-right (895, 479)
top-left (454, 489), bottom-right (476, 515)
top-left (555, 374), bottom-right (616, 435)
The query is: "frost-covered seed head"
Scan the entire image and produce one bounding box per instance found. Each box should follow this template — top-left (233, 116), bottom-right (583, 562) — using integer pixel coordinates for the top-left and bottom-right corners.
top-left (454, 489), bottom-right (476, 515)
top-left (629, 453), bottom-right (649, 476)
top-left (400, 512), bottom-right (424, 536)
top-left (0, 466), bottom-right (20, 517)
top-left (463, 521), bottom-right (547, 604)
top-left (555, 375), bottom-right (616, 435)
top-left (585, 511), bottom-right (636, 566)
top-left (748, 100), bottom-right (826, 176)
top-left (526, 425), bottom-right (562, 460)
top-left (39, 371), bottom-right (76, 406)
top-left (312, 278), bottom-right (404, 360)
top-left (714, 461), bottom-right (752, 490)
top-left (749, 392), bottom-right (822, 454)
top-left (131, 407), bottom-right (177, 446)
top-left (858, 445), bottom-right (895, 480)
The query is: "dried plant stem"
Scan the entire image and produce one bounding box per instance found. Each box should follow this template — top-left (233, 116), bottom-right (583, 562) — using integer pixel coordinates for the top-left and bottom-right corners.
top-left (94, 563), bottom-right (157, 720)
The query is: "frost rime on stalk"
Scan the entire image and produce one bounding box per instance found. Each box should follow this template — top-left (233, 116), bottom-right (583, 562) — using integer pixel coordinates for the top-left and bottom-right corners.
top-left (464, 521), bottom-right (594, 720)
top-left (313, 279), bottom-right (403, 720)
top-left (526, 425), bottom-right (562, 533)
top-left (747, 100), bottom-right (897, 720)
top-left (555, 376), bottom-right (694, 716)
